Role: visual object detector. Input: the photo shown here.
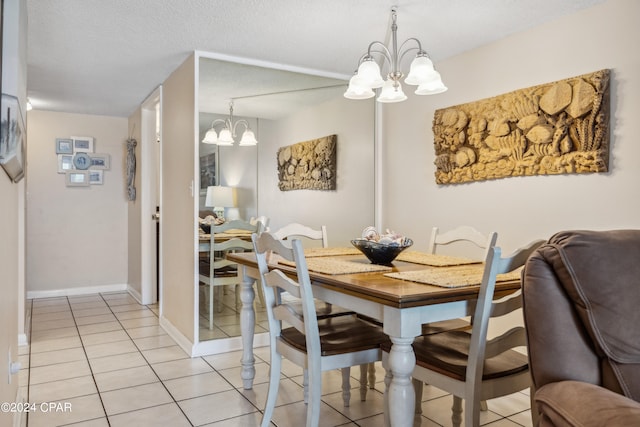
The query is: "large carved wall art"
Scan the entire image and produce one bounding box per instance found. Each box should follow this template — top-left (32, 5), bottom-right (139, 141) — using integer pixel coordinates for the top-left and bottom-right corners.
top-left (432, 69), bottom-right (610, 184)
top-left (277, 134), bottom-right (337, 191)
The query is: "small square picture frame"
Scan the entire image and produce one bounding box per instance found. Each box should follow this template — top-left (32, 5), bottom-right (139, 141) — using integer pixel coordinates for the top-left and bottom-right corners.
top-left (55, 138), bottom-right (74, 154)
top-left (72, 136), bottom-right (94, 153)
top-left (57, 154), bottom-right (74, 174)
top-left (89, 153), bottom-right (111, 170)
top-left (65, 170), bottom-right (90, 187)
top-left (89, 170), bottom-right (103, 185)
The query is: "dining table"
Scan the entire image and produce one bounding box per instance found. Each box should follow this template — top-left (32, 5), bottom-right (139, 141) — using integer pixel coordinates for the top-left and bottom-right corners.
top-left (226, 247), bottom-right (521, 427)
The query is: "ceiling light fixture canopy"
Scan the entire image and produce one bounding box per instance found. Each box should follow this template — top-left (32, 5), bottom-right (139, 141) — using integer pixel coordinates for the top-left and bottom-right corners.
top-left (202, 101), bottom-right (258, 146)
top-left (344, 6), bottom-right (447, 103)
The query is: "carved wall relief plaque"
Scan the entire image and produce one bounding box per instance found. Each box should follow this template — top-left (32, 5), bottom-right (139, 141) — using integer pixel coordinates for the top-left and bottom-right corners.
top-left (277, 134), bottom-right (337, 191)
top-left (432, 69), bottom-right (610, 184)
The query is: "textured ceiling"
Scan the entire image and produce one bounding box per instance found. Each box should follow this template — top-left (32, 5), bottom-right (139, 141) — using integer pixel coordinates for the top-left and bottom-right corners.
top-left (26, 0), bottom-right (605, 118)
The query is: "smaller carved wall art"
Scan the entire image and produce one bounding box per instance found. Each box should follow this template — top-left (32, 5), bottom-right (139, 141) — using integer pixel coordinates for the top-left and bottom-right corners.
top-left (277, 134), bottom-right (337, 191)
top-left (432, 69), bottom-right (610, 184)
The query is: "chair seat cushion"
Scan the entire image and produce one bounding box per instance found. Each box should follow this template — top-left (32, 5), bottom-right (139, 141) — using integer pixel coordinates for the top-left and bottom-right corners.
top-left (422, 318), bottom-right (471, 335)
top-left (382, 330), bottom-right (528, 381)
top-left (198, 261), bottom-right (238, 278)
top-left (281, 315), bottom-right (388, 356)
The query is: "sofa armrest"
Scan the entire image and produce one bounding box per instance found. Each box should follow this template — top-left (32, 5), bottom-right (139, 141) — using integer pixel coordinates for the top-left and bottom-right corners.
top-left (535, 381), bottom-right (640, 426)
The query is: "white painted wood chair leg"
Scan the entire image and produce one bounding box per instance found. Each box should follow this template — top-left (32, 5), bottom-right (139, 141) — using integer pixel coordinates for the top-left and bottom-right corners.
top-left (308, 365), bottom-right (322, 427)
top-left (382, 357), bottom-right (392, 427)
top-left (359, 364), bottom-right (368, 401)
top-left (452, 395), bottom-right (463, 427)
top-left (342, 368), bottom-right (351, 407)
top-left (368, 362), bottom-right (376, 389)
top-left (261, 355), bottom-right (281, 427)
top-left (303, 369), bottom-right (309, 404)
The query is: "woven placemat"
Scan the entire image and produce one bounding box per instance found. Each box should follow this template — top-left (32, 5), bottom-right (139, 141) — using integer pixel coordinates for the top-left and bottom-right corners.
top-left (304, 247), bottom-right (361, 258)
top-left (385, 265), bottom-right (522, 288)
top-left (396, 251), bottom-right (480, 267)
top-left (279, 258), bottom-right (392, 275)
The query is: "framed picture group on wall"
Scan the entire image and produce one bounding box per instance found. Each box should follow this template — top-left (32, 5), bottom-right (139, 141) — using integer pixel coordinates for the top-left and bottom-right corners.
top-left (55, 135), bottom-right (111, 187)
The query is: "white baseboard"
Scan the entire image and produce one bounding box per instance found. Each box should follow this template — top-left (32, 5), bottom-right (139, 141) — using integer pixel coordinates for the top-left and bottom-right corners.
top-left (159, 316), bottom-right (195, 356)
top-left (26, 283), bottom-right (128, 299)
top-left (17, 334), bottom-right (28, 347)
top-left (127, 286), bottom-right (143, 304)
top-left (158, 315), bottom-right (269, 358)
top-left (192, 332), bottom-right (270, 357)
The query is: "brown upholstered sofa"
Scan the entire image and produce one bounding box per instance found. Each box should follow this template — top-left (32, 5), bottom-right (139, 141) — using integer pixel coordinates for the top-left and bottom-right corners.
top-left (522, 230), bottom-right (640, 426)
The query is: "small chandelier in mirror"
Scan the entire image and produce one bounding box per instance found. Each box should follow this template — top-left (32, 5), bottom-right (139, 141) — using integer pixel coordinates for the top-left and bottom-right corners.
top-left (202, 101), bottom-right (258, 146)
top-left (344, 6), bottom-right (447, 103)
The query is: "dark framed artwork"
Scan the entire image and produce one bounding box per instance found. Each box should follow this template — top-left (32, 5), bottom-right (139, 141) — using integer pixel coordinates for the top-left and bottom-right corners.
top-left (0, 94), bottom-right (26, 183)
top-left (199, 151), bottom-right (217, 192)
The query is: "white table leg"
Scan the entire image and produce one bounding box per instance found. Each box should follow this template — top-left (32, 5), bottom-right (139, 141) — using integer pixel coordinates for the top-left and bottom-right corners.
top-left (388, 336), bottom-right (416, 427)
top-left (239, 266), bottom-right (256, 390)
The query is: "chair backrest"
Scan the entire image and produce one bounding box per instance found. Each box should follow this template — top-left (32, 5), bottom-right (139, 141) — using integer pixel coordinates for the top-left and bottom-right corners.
top-left (466, 239), bottom-right (545, 388)
top-left (273, 223), bottom-right (329, 248)
top-left (210, 219), bottom-right (265, 272)
top-left (428, 225), bottom-right (498, 260)
top-left (250, 215), bottom-right (270, 229)
top-left (252, 232), bottom-right (320, 352)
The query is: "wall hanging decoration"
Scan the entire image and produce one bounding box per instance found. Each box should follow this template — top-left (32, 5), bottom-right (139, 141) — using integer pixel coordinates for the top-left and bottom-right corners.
top-left (277, 134), bottom-right (337, 191)
top-left (126, 136), bottom-right (137, 201)
top-left (432, 69), bottom-right (610, 184)
top-left (0, 93), bottom-right (26, 183)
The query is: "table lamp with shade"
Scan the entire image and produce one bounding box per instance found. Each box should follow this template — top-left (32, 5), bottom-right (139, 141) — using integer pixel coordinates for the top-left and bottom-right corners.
top-left (205, 186), bottom-right (235, 221)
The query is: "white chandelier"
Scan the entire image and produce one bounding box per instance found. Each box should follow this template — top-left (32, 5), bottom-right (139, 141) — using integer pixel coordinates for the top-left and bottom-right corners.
top-left (344, 7), bottom-right (447, 103)
top-left (202, 101), bottom-right (258, 146)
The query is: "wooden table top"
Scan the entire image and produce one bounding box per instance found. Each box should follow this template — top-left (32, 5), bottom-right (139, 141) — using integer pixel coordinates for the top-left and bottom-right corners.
top-left (226, 252), bottom-right (520, 309)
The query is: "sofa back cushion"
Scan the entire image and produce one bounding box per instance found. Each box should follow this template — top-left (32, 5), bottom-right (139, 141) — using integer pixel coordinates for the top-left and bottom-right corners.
top-left (524, 230), bottom-right (640, 401)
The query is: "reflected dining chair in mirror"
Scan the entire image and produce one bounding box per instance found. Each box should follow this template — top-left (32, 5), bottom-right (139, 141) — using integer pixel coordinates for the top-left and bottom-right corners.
top-left (198, 219), bottom-right (266, 330)
top-left (273, 222), bottom-right (376, 402)
top-left (252, 232), bottom-right (388, 427)
top-left (382, 239), bottom-right (544, 427)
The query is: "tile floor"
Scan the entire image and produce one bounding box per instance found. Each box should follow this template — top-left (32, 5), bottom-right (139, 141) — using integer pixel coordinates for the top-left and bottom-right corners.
top-left (20, 291), bottom-right (534, 426)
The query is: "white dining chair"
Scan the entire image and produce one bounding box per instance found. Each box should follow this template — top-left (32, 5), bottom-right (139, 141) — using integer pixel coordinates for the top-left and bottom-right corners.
top-left (252, 232), bottom-right (388, 427)
top-left (198, 219), bottom-right (265, 330)
top-left (272, 222), bottom-right (376, 403)
top-left (382, 239), bottom-right (544, 427)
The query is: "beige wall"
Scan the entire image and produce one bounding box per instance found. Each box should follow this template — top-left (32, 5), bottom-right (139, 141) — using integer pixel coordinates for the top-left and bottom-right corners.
top-left (127, 108), bottom-right (143, 299)
top-left (381, 0), bottom-right (639, 253)
top-left (1, 0), bottom-right (28, 419)
top-left (26, 111), bottom-right (129, 294)
top-left (160, 54), bottom-right (197, 343)
top-left (258, 96), bottom-right (375, 245)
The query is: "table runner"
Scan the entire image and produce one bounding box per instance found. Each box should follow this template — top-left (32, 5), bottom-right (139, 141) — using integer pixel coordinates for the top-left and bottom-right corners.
top-left (385, 265), bottom-right (522, 288)
top-left (279, 257), bottom-right (392, 275)
top-left (395, 251), bottom-right (479, 267)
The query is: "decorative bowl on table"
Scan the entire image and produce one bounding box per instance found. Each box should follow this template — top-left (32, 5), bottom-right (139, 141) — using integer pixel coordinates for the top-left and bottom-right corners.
top-left (351, 227), bottom-right (413, 265)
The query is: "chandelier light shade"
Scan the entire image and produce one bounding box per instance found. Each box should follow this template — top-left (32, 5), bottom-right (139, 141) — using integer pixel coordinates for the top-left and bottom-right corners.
top-left (202, 101), bottom-right (258, 146)
top-left (344, 7), bottom-right (447, 103)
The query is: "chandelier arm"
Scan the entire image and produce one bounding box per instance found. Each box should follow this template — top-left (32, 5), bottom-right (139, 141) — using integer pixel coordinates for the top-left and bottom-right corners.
top-left (209, 118), bottom-right (227, 129)
top-left (365, 41), bottom-right (392, 66)
top-left (231, 119), bottom-right (251, 137)
top-left (398, 37), bottom-right (425, 56)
